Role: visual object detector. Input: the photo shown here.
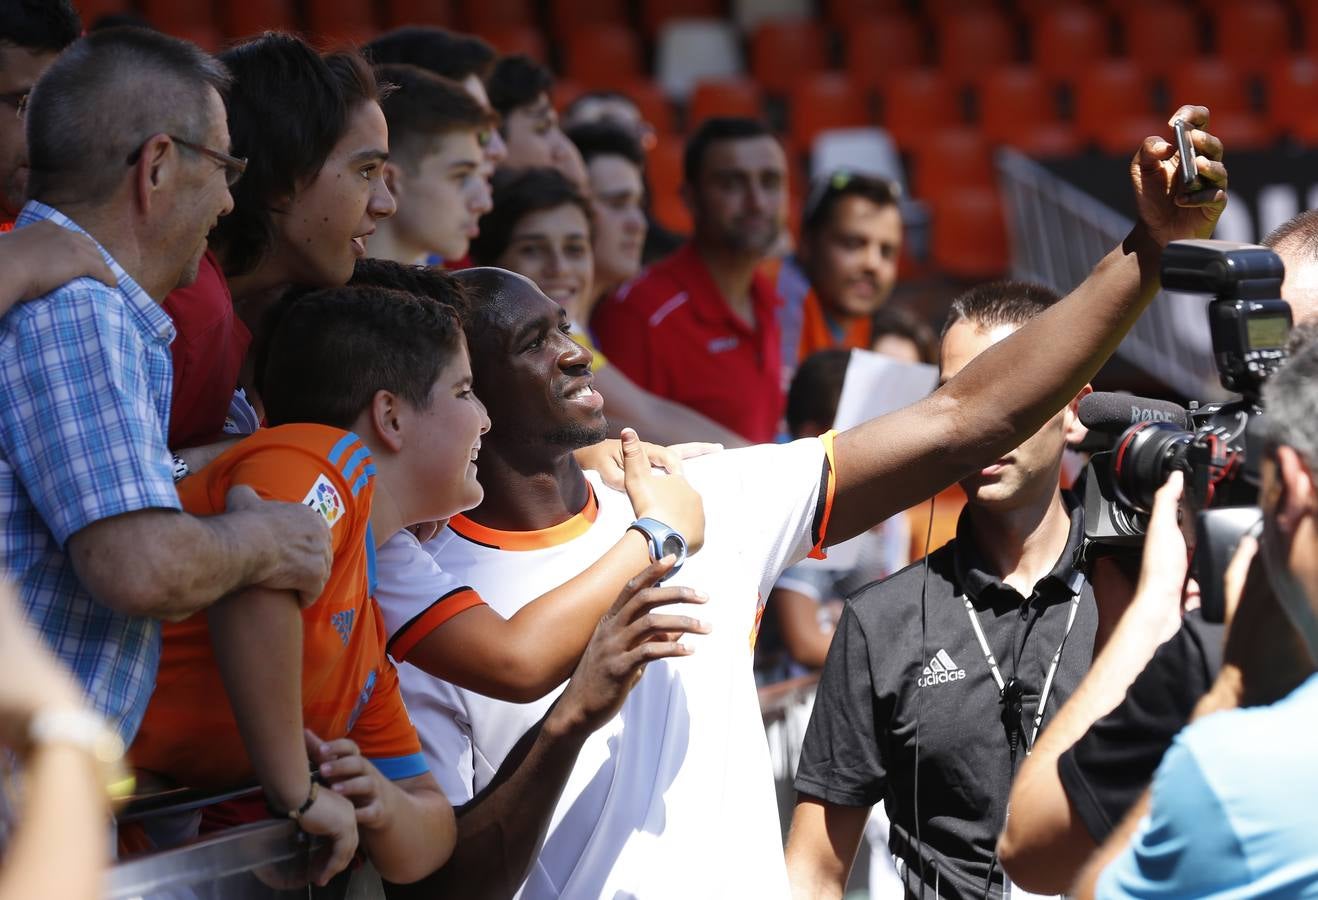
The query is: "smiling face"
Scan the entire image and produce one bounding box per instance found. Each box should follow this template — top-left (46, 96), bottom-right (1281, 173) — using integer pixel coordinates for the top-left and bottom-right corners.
top-left (585, 153), bottom-right (647, 297)
top-left (404, 340), bottom-right (491, 521)
top-left (495, 202), bottom-right (593, 321)
top-left (390, 129), bottom-right (491, 261)
top-left (464, 271), bottom-right (607, 455)
top-left (272, 100), bottom-right (395, 286)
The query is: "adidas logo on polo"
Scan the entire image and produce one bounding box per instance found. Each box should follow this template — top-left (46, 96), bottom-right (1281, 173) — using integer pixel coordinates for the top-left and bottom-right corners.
top-left (918, 649), bottom-right (967, 687)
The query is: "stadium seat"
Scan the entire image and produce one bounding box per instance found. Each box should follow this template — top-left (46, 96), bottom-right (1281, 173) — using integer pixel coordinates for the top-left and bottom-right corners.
top-left (1094, 114), bottom-right (1168, 156)
top-left (823, 0), bottom-right (906, 29)
top-left (910, 127), bottom-right (994, 201)
top-left (221, 0), bottom-right (296, 37)
top-left (641, 0), bottom-right (724, 37)
top-left (1214, 0), bottom-right (1290, 77)
top-left (304, 0), bottom-right (377, 44)
top-left (74, 0), bottom-right (132, 21)
top-left (1033, 5), bottom-right (1111, 83)
top-left (461, 0), bottom-right (534, 35)
top-left (789, 73), bottom-right (870, 154)
top-left (935, 7), bottom-right (1016, 85)
top-left (930, 187), bottom-right (1009, 279)
top-left (619, 79), bottom-right (678, 137)
top-left (688, 78), bottom-right (765, 125)
top-left (549, 0), bottom-right (628, 39)
top-left (563, 24), bottom-right (644, 89)
top-left (1120, 4), bottom-right (1199, 78)
top-left (383, 0), bottom-right (455, 28)
top-left (1196, 113), bottom-right (1274, 152)
top-left (844, 12), bottom-right (927, 93)
top-left (809, 127), bottom-right (906, 186)
top-left (1165, 58), bottom-right (1250, 115)
top-left (479, 26), bottom-right (546, 62)
top-left (551, 80), bottom-right (585, 113)
top-left (976, 65), bottom-right (1057, 146)
top-left (1266, 57), bottom-right (1318, 143)
top-left (648, 134), bottom-right (691, 233)
top-left (1072, 59), bottom-right (1155, 143)
top-left (732, 0), bottom-right (814, 33)
top-left (655, 19), bottom-right (744, 100)
top-left (750, 19), bottom-right (829, 97)
top-left (880, 68), bottom-right (961, 150)
top-left (171, 24), bottom-right (223, 53)
top-left (140, 0), bottom-right (213, 32)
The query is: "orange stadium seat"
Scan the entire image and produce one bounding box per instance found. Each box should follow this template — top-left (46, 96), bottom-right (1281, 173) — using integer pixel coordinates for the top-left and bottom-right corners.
top-left (648, 134), bottom-right (691, 233)
top-left (641, 0), bottom-right (724, 37)
top-left (1072, 59), bottom-right (1155, 143)
top-left (461, 0), bottom-right (535, 35)
top-left (1033, 5), bottom-right (1112, 83)
top-left (930, 187), bottom-right (1009, 279)
top-left (822, 0), bottom-right (905, 29)
top-left (552, 79), bottom-right (585, 112)
top-left (688, 78), bottom-right (765, 127)
top-left (74, 0), bottom-right (131, 22)
top-left (171, 24), bottom-right (223, 53)
top-left (140, 0), bottom-right (213, 32)
top-left (383, 0), bottom-right (456, 28)
top-left (619, 79), bottom-right (678, 137)
top-left (478, 26), bottom-right (546, 62)
top-left (304, 0), bottom-right (377, 44)
top-left (977, 65), bottom-right (1056, 145)
top-left (789, 73), bottom-right (870, 154)
top-left (563, 24), bottom-right (644, 89)
top-left (844, 13), bottom-right (926, 93)
top-left (750, 19), bottom-right (829, 97)
top-left (910, 127), bottom-right (994, 200)
top-left (935, 8), bottom-right (1016, 85)
top-left (880, 68), bottom-right (961, 149)
top-left (1214, 0), bottom-right (1291, 77)
top-left (1266, 57), bottom-right (1318, 143)
top-left (1166, 58), bottom-right (1250, 115)
top-left (220, 0), bottom-right (296, 39)
top-left (1121, 4), bottom-right (1199, 78)
top-left (550, 0), bottom-right (629, 38)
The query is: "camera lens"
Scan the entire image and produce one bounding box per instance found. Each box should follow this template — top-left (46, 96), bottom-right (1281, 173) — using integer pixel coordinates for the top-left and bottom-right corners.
top-left (1112, 422), bottom-right (1193, 513)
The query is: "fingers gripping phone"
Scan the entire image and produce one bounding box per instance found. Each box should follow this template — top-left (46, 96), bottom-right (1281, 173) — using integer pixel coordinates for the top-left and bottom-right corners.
top-left (1172, 117), bottom-right (1204, 192)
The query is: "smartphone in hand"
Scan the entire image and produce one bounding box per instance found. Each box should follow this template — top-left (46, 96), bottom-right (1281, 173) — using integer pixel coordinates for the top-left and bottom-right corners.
top-left (1171, 117), bottom-right (1204, 192)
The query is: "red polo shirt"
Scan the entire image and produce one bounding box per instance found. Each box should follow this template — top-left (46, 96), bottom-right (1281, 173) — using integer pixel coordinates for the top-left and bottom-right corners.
top-left (591, 242), bottom-right (784, 443)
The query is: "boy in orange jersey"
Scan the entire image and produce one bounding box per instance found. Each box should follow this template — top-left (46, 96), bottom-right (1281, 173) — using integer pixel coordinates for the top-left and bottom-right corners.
top-left (132, 275), bottom-right (706, 887)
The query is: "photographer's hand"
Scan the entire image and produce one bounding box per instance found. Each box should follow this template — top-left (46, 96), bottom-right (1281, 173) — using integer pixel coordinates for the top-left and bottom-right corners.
top-left (1130, 105), bottom-right (1227, 248)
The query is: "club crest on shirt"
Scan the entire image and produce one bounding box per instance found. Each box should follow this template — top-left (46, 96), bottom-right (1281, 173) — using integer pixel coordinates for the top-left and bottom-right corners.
top-left (302, 473), bottom-right (345, 527)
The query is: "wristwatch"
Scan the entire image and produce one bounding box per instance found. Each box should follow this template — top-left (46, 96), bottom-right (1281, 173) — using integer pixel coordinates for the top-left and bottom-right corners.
top-left (27, 707), bottom-right (135, 802)
top-left (627, 517), bottom-right (688, 581)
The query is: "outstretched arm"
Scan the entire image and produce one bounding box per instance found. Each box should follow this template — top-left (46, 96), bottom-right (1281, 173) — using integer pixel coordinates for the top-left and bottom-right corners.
top-left (826, 108), bottom-right (1227, 545)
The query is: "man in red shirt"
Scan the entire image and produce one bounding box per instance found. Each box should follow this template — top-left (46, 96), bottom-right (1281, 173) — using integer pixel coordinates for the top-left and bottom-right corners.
top-left (591, 117), bottom-right (788, 444)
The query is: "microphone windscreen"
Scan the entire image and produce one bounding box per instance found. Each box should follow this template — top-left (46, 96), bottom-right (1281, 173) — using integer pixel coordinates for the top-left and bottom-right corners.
top-left (1078, 392), bottom-right (1191, 433)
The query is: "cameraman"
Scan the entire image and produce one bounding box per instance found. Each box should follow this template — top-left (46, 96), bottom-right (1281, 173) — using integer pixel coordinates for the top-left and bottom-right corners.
top-left (999, 212), bottom-right (1318, 892)
top-left (1074, 339), bottom-right (1318, 899)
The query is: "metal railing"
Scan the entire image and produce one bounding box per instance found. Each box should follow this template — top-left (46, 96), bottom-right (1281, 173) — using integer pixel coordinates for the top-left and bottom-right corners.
top-left (997, 148), bottom-right (1228, 401)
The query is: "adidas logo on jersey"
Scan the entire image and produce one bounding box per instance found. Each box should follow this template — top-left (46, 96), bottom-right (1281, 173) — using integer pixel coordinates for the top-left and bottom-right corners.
top-left (918, 649), bottom-right (967, 687)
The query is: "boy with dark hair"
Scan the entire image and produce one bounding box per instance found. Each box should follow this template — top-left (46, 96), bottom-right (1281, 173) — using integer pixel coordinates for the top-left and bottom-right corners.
top-left (370, 64), bottom-right (493, 265)
top-left (566, 120), bottom-right (651, 303)
top-left (486, 53), bottom-right (585, 184)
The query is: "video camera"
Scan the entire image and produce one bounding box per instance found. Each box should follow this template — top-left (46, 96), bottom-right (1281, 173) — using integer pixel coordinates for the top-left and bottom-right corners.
top-left (1079, 240), bottom-right (1292, 621)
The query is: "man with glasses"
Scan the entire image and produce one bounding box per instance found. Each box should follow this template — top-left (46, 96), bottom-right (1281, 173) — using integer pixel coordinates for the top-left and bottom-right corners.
top-left (0, 27), bottom-right (333, 744)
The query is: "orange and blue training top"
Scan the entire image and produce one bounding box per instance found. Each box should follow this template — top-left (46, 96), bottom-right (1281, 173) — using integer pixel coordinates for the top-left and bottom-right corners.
top-left (131, 424), bottom-right (428, 790)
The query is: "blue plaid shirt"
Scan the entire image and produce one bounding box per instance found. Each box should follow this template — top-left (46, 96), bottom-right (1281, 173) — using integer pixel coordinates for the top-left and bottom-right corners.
top-left (0, 202), bottom-right (181, 743)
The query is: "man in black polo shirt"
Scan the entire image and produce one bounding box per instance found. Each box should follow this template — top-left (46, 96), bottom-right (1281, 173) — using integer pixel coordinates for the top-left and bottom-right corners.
top-left (786, 281), bottom-right (1097, 900)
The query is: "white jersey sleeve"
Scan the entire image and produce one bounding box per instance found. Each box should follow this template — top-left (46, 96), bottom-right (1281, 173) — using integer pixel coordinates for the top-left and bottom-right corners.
top-left (375, 530), bottom-right (486, 665)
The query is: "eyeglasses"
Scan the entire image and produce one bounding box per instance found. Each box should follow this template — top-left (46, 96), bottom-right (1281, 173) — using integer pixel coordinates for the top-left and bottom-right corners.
top-left (125, 135), bottom-right (248, 188)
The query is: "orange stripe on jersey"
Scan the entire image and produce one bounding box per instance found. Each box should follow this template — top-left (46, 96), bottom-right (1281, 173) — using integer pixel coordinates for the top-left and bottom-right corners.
top-left (387, 587), bottom-right (486, 662)
top-left (448, 484), bottom-right (599, 551)
top-left (808, 430), bottom-right (839, 560)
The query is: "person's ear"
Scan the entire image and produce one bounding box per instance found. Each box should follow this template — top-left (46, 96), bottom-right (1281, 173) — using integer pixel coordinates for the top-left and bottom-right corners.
top-left (369, 389), bottom-right (406, 453)
top-left (134, 133), bottom-right (174, 211)
top-left (1277, 445), bottom-right (1318, 531)
top-left (1063, 383), bottom-right (1093, 445)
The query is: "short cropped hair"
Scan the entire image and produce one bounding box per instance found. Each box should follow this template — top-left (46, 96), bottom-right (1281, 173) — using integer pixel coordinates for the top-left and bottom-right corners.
top-left (348, 257), bottom-right (469, 315)
top-left (566, 120), bottom-right (644, 168)
top-left (1263, 335), bottom-right (1318, 466)
top-left (365, 26), bottom-right (496, 82)
top-left (469, 166), bottom-right (591, 266)
top-left (1263, 209), bottom-right (1318, 262)
top-left (802, 171), bottom-right (901, 240)
top-left (2, 0), bottom-right (80, 51)
top-left (683, 117), bottom-right (773, 187)
top-left (377, 64), bottom-right (491, 166)
top-left (872, 306), bottom-right (938, 365)
top-left (787, 348), bottom-right (850, 435)
top-left (486, 54), bottom-right (553, 120)
top-left (940, 280), bottom-right (1061, 338)
top-left (211, 35), bottom-right (381, 277)
top-left (260, 284), bottom-right (464, 429)
top-left (25, 27), bottom-right (230, 205)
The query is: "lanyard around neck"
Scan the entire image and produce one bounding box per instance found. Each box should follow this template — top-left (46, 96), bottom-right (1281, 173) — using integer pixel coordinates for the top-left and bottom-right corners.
top-left (959, 572), bottom-right (1082, 754)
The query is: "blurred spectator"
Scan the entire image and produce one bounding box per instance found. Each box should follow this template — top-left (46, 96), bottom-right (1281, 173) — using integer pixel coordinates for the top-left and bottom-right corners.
top-left (770, 171), bottom-right (904, 384)
top-left (364, 26), bottom-right (508, 174)
top-left (0, 580), bottom-right (118, 900)
top-left (165, 35), bottom-right (394, 450)
top-left (0, 27), bottom-right (332, 743)
top-left (787, 282), bottom-right (1098, 900)
top-left (0, 0), bottom-right (80, 227)
top-left (591, 117), bottom-right (789, 443)
top-left (1075, 340), bottom-right (1318, 899)
top-left (486, 54), bottom-right (586, 186)
top-left (871, 305), bottom-right (938, 366)
top-left (370, 64), bottom-right (493, 266)
top-left (469, 166), bottom-right (744, 446)
top-left (565, 121), bottom-right (648, 302)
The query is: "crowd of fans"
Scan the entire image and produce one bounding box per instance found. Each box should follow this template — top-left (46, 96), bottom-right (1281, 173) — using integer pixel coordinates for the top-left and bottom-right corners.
top-left (1, 2), bottom-right (1317, 899)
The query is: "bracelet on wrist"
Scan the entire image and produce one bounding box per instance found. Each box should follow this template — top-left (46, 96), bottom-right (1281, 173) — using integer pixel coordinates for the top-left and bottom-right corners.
top-left (267, 779), bottom-right (318, 823)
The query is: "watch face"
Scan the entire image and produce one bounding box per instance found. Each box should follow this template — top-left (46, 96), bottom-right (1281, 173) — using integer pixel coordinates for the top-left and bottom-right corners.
top-left (661, 533), bottom-right (685, 559)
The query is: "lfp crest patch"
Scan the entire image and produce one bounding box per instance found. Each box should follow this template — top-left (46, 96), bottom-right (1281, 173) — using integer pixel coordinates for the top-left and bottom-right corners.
top-left (302, 474), bottom-right (345, 527)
